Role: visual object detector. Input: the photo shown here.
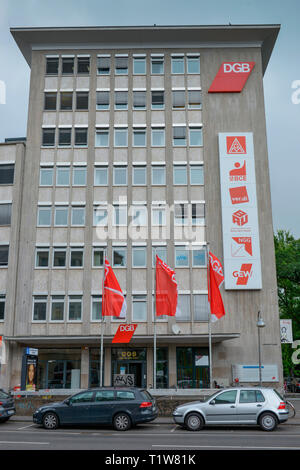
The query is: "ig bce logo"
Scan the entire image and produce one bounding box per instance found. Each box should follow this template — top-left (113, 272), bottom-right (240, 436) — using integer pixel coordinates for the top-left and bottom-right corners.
top-left (0, 81), bottom-right (6, 104)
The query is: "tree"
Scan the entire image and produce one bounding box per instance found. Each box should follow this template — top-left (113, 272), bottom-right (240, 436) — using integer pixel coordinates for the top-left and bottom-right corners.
top-left (274, 230), bottom-right (300, 376)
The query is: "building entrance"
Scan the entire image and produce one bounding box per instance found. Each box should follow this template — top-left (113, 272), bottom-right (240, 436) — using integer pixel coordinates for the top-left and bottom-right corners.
top-left (111, 348), bottom-right (147, 388)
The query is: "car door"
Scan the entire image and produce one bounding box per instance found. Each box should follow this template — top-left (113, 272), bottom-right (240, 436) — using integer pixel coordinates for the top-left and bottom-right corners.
top-left (62, 391), bottom-right (95, 424)
top-left (89, 390), bottom-right (116, 424)
top-left (205, 390), bottom-right (238, 424)
top-left (236, 389), bottom-right (265, 423)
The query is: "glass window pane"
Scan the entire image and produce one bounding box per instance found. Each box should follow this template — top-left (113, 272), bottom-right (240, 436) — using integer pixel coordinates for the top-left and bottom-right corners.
top-left (132, 247), bottom-right (147, 267)
top-left (33, 298), bottom-right (47, 321)
top-left (187, 57), bottom-right (200, 74)
top-left (69, 297), bottom-right (82, 321)
top-left (174, 166), bottom-right (187, 185)
top-left (93, 208), bottom-right (108, 226)
top-left (194, 295), bottom-right (209, 321)
top-left (133, 91), bottom-right (146, 109)
top-left (92, 297), bottom-right (102, 321)
top-left (97, 57), bottom-right (110, 75)
top-left (56, 167), bottom-right (70, 185)
top-left (96, 91), bottom-right (109, 110)
top-left (62, 57), bottom-right (74, 74)
top-left (75, 128), bottom-right (88, 146)
top-left (175, 247), bottom-right (189, 267)
top-left (44, 92), bottom-right (57, 110)
top-left (42, 129), bottom-right (55, 146)
top-left (133, 58), bottom-right (146, 74)
top-left (114, 167), bottom-right (127, 185)
top-left (188, 90), bottom-right (202, 109)
top-left (73, 167), bottom-right (86, 185)
top-left (60, 92), bottom-right (73, 110)
top-left (94, 167), bottom-right (108, 185)
top-left (172, 90), bottom-right (185, 108)
top-left (132, 296), bottom-right (147, 321)
top-left (55, 207), bottom-right (68, 226)
top-left (40, 168), bottom-right (53, 186)
top-left (173, 126), bottom-right (186, 146)
top-left (113, 248), bottom-right (126, 267)
top-left (95, 130), bottom-right (109, 147)
top-left (152, 208), bottom-right (166, 226)
top-left (132, 206), bottom-right (147, 226)
top-left (190, 128), bottom-right (203, 146)
top-left (114, 129), bottom-right (128, 147)
top-left (152, 166), bottom-right (165, 185)
top-left (151, 58), bottom-right (164, 74)
top-left (36, 250), bottom-right (49, 267)
top-left (151, 129), bottom-right (165, 146)
top-left (133, 166), bottom-right (146, 185)
top-left (190, 165), bottom-right (204, 185)
top-left (76, 92), bottom-right (89, 110)
top-left (71, 207), bottom-right (85, 225)
top-left (58, 128), bottom-right (71, 146)
top-left (133, 130), bottom-right (146, 146)
top-left (93, 250), bottom-right (104, 267)
top-left (0, 246), bottom-right (9, 266)
top-left (46, 57), bottom-right (58, 75)
top-left (193, 249), bottom-right (206, 267)
top-left (77, 57), bottom-right (90, 74)
top-left (214, 391), bottom-right (237, 405)
top-left (152, 246), bottom-right (167, 266)
top-left (115, 91), bottom-right (128, 110)
top-left (53, 250), bottom-right (66, 267)
top-left (114, 206), bottom-right (127, 225)
top-left (51, 297), bottom-right (64, 321)
top-left (115, 57), bottom-right (128, 74)
top-left (70, 251), bottom-right (83, 267)
top-left (38, 208), bottom-right (51, 226)
top-left (152, 91), bottom-right (164, 108)
top-left (172, 57), bottom-right (184, 74)
top-left (176, 295), bottom-right (190, 320)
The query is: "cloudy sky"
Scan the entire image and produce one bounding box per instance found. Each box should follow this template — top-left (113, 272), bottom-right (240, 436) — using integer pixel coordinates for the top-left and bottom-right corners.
top-left (0, 0), bottom-right (299, 237)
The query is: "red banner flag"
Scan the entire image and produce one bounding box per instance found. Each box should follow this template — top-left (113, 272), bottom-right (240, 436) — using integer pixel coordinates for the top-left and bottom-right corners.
top-left (102, 258), bottom-right (126, 318)
top-left (155, 256), bottom-right (178, 316)
top-left (208, 251), bottom-right (225, 322)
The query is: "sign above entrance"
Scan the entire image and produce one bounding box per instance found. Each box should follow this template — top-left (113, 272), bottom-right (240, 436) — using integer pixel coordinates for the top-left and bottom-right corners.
top-left (112, 324), bottom-right (137, 344)
top-left (208, 62), bottom-right (255, 93)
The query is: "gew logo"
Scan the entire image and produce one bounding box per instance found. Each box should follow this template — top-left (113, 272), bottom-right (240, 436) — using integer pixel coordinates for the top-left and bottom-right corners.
top-left (0, 81), bottom-right (6, 104)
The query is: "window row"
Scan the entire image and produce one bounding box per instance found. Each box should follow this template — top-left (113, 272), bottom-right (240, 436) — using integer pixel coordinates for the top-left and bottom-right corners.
top-left (39, 164), bottom-right (204, 187)
top-left (44, 89), bottom-right (202, 111)
top-left (42, 126), bottom-right (203, 147)
top-left (32, 293), bottom-right (209, 323)
top-left (37, 202), bottom-right (205, 227)
top-left (35, 245), bottom-right (206, 269)
top-left (0, 164), bottom-right (14, 185)
top-left (46, 54), bottom-right (200, 76)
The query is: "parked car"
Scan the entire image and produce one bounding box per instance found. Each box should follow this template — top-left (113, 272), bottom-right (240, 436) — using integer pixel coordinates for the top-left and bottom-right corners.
top-left (33, 387), bottom-right (157, 431)
top-left (172, 387), bottom-right (289, 432)
top-left (0, 389), bottom-right (16, 423)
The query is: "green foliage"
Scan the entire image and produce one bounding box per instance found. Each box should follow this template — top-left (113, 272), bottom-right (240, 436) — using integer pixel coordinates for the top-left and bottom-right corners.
top-left (274, 230), bottom-right (300, 376)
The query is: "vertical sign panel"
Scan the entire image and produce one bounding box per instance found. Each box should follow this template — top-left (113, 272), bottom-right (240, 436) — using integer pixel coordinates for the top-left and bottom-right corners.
top-left (218, 132), bottom-right (262, 289)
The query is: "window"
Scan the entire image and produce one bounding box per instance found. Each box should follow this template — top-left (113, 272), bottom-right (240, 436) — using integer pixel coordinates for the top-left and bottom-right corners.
top-left (151, 57), bottom-right (164, 74)
top-left (97, 56), bottom-right (110, 75)
top-left (46, 57), bottom-right (59, 75)
top-left (93, 207), bottom-right (108, 226)
top-left (175, 246), bottom-right (189, 267)
top-left (151, 128), bottom-right (165, 147)
top-left (114, 128), bottom-right (128, 147)
top-left (0, 164), bottom-right (14, 185)
top-left (113, 205), bottom-right (127, 226)
top-left (60, 92), bottom-right (73, 110)
top-left (132, 206), bottom-right (147, 226)
top-left (77, 56), bottom-right (90, 74)
top-left (37, 207), bottom-right (51, 226)
top-left (133, 91), bottom-right (146, 109)
top-left (0, 204), bottom-right (11, 226)
top-left (214, 390), bottom-right (237, 405)
top-left (53, 248), bottom-right (66, 268)
top-left (172, 90), bottom-right (185, 109)
top-left (75, 128), bottom-right (88, 146)
top-left (115, 91), bottom-right (128, 110)
top-left (73, 166), bottom-right (86, 186)
top-left (152, 207), bottom-right (166, 226)
top-left (133, 128), bottom-right (146, 147)
top-left (51, 295), bottom-right (64, 321)
top-left (54, 206), bottom-right (68, 226)
top-left (189, 127), bottom-right (203, 146)
top-left (177, 347), bottom-right (209, 389)
top-left (95, 390), bottom-right (114, 401)
top-left (70, 391), bottom-right (93, 403)
top-left (96, 91), bottom-right (109, 110)
top-left (68, 295), bottom-right (82, 321)
top-left (132, 247), bottom-right (147, 267)
top-left (112, 247), bottom-right (126, 267)
top-left (173, 126), bottom-right (186, 146)
top-left (194, 294), bottom-right (209, 321)
top-left (0, 295), bottom-right (5, 321)
top-left (70, 249), bottom-right (84, 267)
top-left (40, 167), bottom-right (53, 186)
top-left (58, 128), bottom-right (72, 147)
top-left (0, 245), bottom-right (9, 266)
top-left (190, 165), bottom-right (204, 185)
top-left (152, 166), bottom-right (165, 185)
top-left (76, 92), bottom-right (89, 110)
top-left (62, 57), bottom-right (74, 74)
top-left (133, 165), bottom-right (146, 185)
top-left (56, 167), bottom-right (70, 186)
top-left (132, 295), bottom-right (147, 321)
top-left (192, 248), bottom-right (206, 267)
top-left (115, 56), bottom-right (128, 75)
top-left (33, 296), bottom-right (47, 322)
top-left (152, 246), bottom-right (167, 266)
top-left (113, 166), bottom-right (127, 186)
top-left (239, 390), bottom-right (262, 404)
top-left (35, 248), bottom-right (49, 268)
top-left (133, 57), bottom-right (146, 74)
top-left (192, 203), bottom-right (205, 225)
top-left (95, 129), bottom-right (109, 147)
top-left (94, 166), bottom-right (108, 185)
top-left (188, 90), bottom-right (202, 109)
top-left (116, 391), bottom-right (135, 400)
top-left (71, 207), bottom-right (85, 226)
top-left (173, 165), bottom-right (187, 185)
top-left (174, 203), bottom-right (188, 225)
top-left (187, 56), bottom-right (200, 74)
top-left (172, 56), bottom-right (184, 74)
top-left (176, 294), bottom-right (191, 320)
top-left (91, 295), bottom-right (102, 321)
top-left (151, 91), bottom-right (164, 109)
top-left (93, 248), bottom-right (104, 267)
top-left (42, 128), bottom-right (55, 147)
top-left (44, 92), bottom-right (57, 111)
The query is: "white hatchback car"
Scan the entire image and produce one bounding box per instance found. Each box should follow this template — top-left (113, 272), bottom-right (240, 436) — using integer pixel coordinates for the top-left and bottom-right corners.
top-left (173, 388), bottom-right (289, 431)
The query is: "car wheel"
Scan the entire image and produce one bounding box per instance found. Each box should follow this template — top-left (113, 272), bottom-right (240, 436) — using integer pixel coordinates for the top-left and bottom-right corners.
top-left (185, 413), bottom-right (204, 431)
top-left (113, 413), bottom-right (131, 431)
top-left (259, 412), bottom-right (278, 432)
top-left (42, 412), bottom-right (59, 430)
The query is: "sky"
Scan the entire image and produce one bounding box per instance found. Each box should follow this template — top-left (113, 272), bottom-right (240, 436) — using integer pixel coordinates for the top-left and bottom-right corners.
top-left (0, 0), bottom-right (299, 237)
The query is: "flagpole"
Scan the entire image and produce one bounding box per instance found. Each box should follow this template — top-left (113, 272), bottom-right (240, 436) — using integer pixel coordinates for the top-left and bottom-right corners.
top-left (153, 256), bottom-right (157, 390)
top-left (207, 243), bottom-right (213, 389)
top-left (100, 249), bottom-right (106, 388)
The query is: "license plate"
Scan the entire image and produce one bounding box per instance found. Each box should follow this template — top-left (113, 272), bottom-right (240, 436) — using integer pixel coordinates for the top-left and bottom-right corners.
top-left (7, 410), bottom-right (15, 415)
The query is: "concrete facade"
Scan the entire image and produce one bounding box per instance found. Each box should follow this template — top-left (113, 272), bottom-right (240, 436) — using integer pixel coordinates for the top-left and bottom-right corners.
top-left (0, 25), bottom-right (282, 392)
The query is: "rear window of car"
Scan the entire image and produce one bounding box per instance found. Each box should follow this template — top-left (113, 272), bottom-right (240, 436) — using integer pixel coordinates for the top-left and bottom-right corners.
top-left (116, 391), bottom-right (135, 400)
top-left (140, 390), bottom-right (153, 401)
top-left (0, 390), bottom-right (9, 399)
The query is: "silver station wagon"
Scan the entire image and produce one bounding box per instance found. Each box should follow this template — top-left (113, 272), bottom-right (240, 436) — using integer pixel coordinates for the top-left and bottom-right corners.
top-left (173, 388), bottom-right (289, 432)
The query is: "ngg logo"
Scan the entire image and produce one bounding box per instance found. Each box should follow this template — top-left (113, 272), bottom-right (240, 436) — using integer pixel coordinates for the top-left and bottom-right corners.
top-left (223, 63), bottom-right (251, 73)
top-left (208, 61), bottom-right (255, 93)
top-left (233, 263), bottom-right (252, 285)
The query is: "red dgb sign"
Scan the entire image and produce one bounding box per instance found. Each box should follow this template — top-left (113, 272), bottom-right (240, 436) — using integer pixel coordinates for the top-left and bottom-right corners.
top-left (112, 324), bottom-right (137, 344)
top-left (208, 62), bottom-right (255, 93)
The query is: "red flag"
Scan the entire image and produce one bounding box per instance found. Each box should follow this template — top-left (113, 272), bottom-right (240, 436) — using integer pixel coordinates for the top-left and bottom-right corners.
top-left (102, 258), bottom-right (126, 318)
top-left (208, 251), bottom-right (225, 322)
top-left (155, 256), bottom-right (178, 316)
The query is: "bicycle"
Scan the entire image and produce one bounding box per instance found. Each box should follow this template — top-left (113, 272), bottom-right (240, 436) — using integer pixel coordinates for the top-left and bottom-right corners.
top-left (285, 400), bottom-right (296, 418)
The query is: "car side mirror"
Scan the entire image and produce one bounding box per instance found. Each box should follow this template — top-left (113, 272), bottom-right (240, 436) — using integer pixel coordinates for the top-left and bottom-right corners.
top-left (209, 400), bottom-right (215, 405)
top-left (64, 399), bottom-right (71, 406)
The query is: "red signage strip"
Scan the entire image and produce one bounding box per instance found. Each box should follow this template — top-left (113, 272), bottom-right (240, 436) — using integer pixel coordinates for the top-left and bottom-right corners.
top-left (112, 324), bottom-right (137, 344)
top-left (208, 62), bottom-right (255, 93)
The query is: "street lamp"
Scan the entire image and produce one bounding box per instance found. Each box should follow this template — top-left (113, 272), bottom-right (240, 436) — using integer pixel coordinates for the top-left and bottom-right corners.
top-left (257, 311), bottom-right (265, 386)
